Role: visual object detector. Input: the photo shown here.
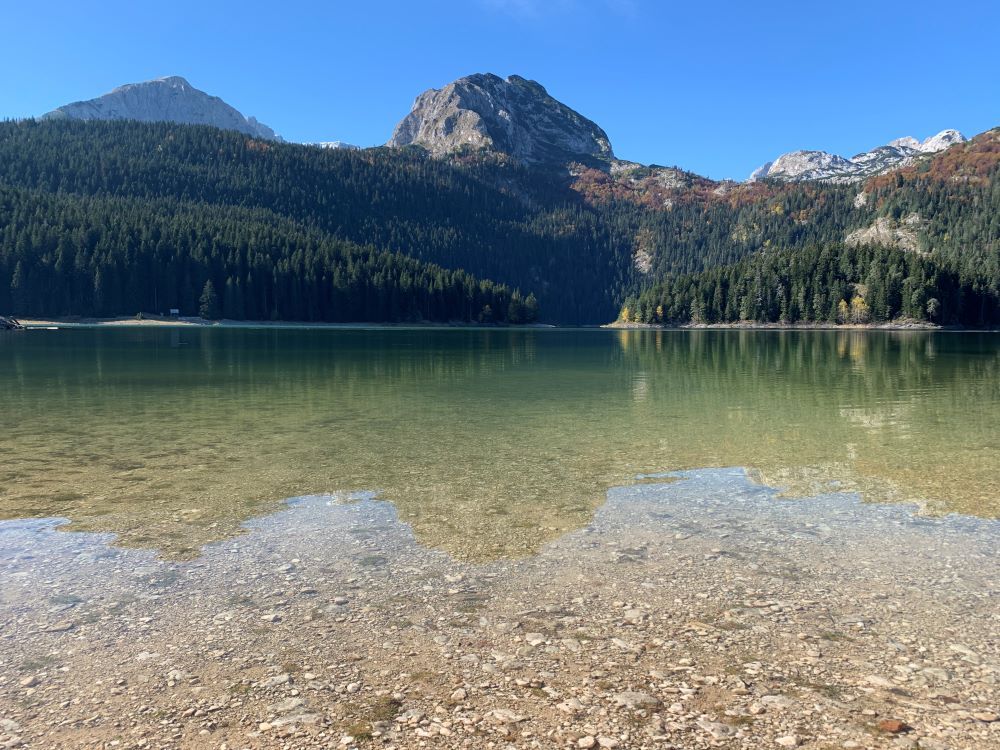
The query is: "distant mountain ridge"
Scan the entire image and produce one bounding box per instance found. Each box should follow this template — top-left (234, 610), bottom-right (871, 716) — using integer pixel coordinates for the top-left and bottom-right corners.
top-left (387, 73), bottom-right (614, 166)
top-left (40, 74), bottom-right (981, 187)
top-left (44, 76), bottom-right (281, 141)
top-left (311, 141), bottom-right (360, 151)
top-left (749, 130), bottom-right (966, 183)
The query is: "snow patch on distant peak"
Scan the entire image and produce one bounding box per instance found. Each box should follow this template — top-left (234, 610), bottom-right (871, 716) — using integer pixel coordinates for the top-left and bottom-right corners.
top-left (749, 129), bottom-right (966, 183)
top-left (919, 129), bottom-right (965, 153)
top-left (313, 141), bottom-right (361, 150)
top-left (888, 136), bottom-right (921, 151)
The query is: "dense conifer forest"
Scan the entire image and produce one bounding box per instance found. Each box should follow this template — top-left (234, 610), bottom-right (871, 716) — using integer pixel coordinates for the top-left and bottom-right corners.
top-left (0, 120), bottom-right (626, 322)
top-left (0, 120), bottom-right (996, 325)
top-left (619, 130), bottom-right (1000, 326)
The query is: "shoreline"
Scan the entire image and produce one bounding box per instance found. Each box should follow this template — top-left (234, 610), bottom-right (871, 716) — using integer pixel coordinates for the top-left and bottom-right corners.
top-left (13, 315), bottom-right (1000, 332)
top-left (14, 316), bottom-right (559, 330)
top-left (604, 320), bottom-right (1000, 332)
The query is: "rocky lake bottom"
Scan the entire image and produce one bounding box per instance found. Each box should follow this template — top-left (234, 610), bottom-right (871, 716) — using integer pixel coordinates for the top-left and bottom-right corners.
top-left (1, 469), bottom-right (997, 750)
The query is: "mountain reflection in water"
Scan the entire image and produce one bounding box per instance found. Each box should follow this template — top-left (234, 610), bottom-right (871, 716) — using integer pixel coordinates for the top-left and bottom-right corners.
top-left (1, 327), bottom-right (997, 559)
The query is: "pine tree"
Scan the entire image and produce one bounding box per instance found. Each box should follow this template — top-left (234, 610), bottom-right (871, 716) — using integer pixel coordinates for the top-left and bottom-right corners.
top-left (199, 280), bottom-right (220, 320)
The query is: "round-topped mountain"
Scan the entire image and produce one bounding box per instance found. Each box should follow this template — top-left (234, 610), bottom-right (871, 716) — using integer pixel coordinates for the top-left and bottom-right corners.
top-left (44, 76), bottom-right (280, 141)
top-left (388, 73), bottom-right (614, 166)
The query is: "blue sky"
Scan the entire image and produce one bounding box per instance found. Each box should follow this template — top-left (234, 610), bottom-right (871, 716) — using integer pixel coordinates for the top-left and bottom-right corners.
top-left (3, 0), bottom-right (998, 179)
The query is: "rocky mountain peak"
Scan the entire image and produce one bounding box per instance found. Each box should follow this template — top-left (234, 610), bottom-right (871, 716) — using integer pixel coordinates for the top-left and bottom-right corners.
top-left (888, 136), bottom-right (922, 150)
top-left (749, 129), bottom-right (967, 183)
top-left (388, 73), bottom-right (613, 165)
top-left (44, 76), bottom-right (280, 141)
top-left (919, 129), bottom-right (965, 152)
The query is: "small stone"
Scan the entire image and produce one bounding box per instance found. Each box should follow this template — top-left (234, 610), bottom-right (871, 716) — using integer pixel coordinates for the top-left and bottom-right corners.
top-left (623, 609), bottom-right (645, 623)
top-left (18, 676), bottom-right (39, 688)
top-left (776, 736), bottom-right (799, 747)
top-left (525, 633), bottom-right (545, 647)
top-left (612, 691), bottom-right (660, 710)
top-left (260, 612), bottom-right (281, 623)
top-left (697, 720), bottom-right (735, 740)
top-left (761, 694), bottom-right (794, 710)
top-left (598, 738), bottom-right (619, 748)
top-left (450, 688), bottom-right (467, 702)
top-left (866, 675), bottom-right (895, 689)
top-left (271, 697), bottom-right (304, 714)
top-left (490, 709), bottom-right (526, 724)
top-left (577, 737), bottom-right (596, 749)
top-left (41, 621), bottom-right (74, 633)
top-left (558, 697), bottom-right (584, 714)
top-left (972, 712), bottom-right (998, 722)
top-left (878, 719), bottom-right (910, 734)
top-left (346, 682), bottom-right (361, 694)
top-left (333, 596), bottom-right (349, 605)
top-left (259, 673), bottom-right (290, 688)
top-left (258, 722), bottom-right (272, 732)
top-left (165, 669), bottom-right (187, 685)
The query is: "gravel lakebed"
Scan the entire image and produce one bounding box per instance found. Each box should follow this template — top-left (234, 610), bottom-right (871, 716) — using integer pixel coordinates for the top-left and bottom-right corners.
top-left (1, 468), bottom-right (997, 750)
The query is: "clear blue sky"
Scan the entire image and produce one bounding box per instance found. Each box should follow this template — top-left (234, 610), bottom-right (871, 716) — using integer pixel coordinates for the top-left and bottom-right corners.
top-left (3, 0), bottom-right (998, 179)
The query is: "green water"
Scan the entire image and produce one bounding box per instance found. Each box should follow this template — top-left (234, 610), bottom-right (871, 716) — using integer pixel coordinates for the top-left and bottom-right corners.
top-left (2, 327), bottom-right (998, 559)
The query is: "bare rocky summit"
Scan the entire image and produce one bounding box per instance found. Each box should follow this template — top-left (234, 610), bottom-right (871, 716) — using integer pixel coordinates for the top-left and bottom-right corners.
top-left (750, 129), bottom-right (966, 183)
top-left (388, 73), bottom-right (614, 165)
top-left (44, 76), bottom-right (280, 140)
top-left (312, 141), bottom-right (360, 150)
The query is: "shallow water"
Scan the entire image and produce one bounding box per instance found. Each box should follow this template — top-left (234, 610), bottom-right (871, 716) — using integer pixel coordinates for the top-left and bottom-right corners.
top-left (2, 327), bottom-right (998, 559)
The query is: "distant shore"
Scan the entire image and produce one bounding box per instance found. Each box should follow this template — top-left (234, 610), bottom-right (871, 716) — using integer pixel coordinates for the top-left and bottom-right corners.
top-left (603, 320), bottom-right (984, 331)
top-left (12, 316), bottom-right (1000, 332)
top-left (15, 316), bottom-right (558, 330)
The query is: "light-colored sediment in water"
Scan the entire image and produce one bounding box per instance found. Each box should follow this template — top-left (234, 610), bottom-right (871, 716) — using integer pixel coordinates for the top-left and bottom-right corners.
top-left (1, 470), bottom-right (997, 749)
top-left (3, 328), bottom-right (1000, 563)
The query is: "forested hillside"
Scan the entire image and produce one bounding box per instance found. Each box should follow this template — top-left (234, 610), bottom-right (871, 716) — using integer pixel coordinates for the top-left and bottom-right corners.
top-left (0, 120), bottom-right (634, 323)
top-left (618, 129), bottom-right (1000, 326)
top-left (0, 185), bottom-right (532, 323)
top-left (0, 120), bottom-right (997, 325)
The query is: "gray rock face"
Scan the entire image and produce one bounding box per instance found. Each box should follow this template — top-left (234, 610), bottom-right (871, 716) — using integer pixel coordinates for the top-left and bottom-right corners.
top-left (749, 129), bottom-right (966, 183)
top-left (44, 76), bottom-right (280, 140)
top-left (845, 213), bottom-right (924, 252)
top-left (388, 73), bottom-right (613, 165)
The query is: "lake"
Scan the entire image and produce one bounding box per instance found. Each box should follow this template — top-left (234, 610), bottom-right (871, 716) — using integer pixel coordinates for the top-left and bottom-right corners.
top-left (2, 326), bottom-right (998, 560)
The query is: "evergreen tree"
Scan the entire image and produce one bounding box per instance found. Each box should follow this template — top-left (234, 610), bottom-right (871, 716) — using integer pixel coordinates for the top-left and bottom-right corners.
top-left (199, 280), bottom-right (221, 320)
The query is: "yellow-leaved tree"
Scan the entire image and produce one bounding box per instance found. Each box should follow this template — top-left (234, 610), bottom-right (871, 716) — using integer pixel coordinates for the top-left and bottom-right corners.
top-left (850, 296), bottom-right (870, 323)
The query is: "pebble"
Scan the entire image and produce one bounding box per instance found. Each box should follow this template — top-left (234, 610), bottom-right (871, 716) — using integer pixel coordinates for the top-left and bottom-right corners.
top-left (879, 719), bottom-right (910, 734)
top-left (612, 691), bottom-right (661, 710)
top-left (697, 720), bottom-right (735, 740)
top-left (1, 468), bottom-right (996, 750)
